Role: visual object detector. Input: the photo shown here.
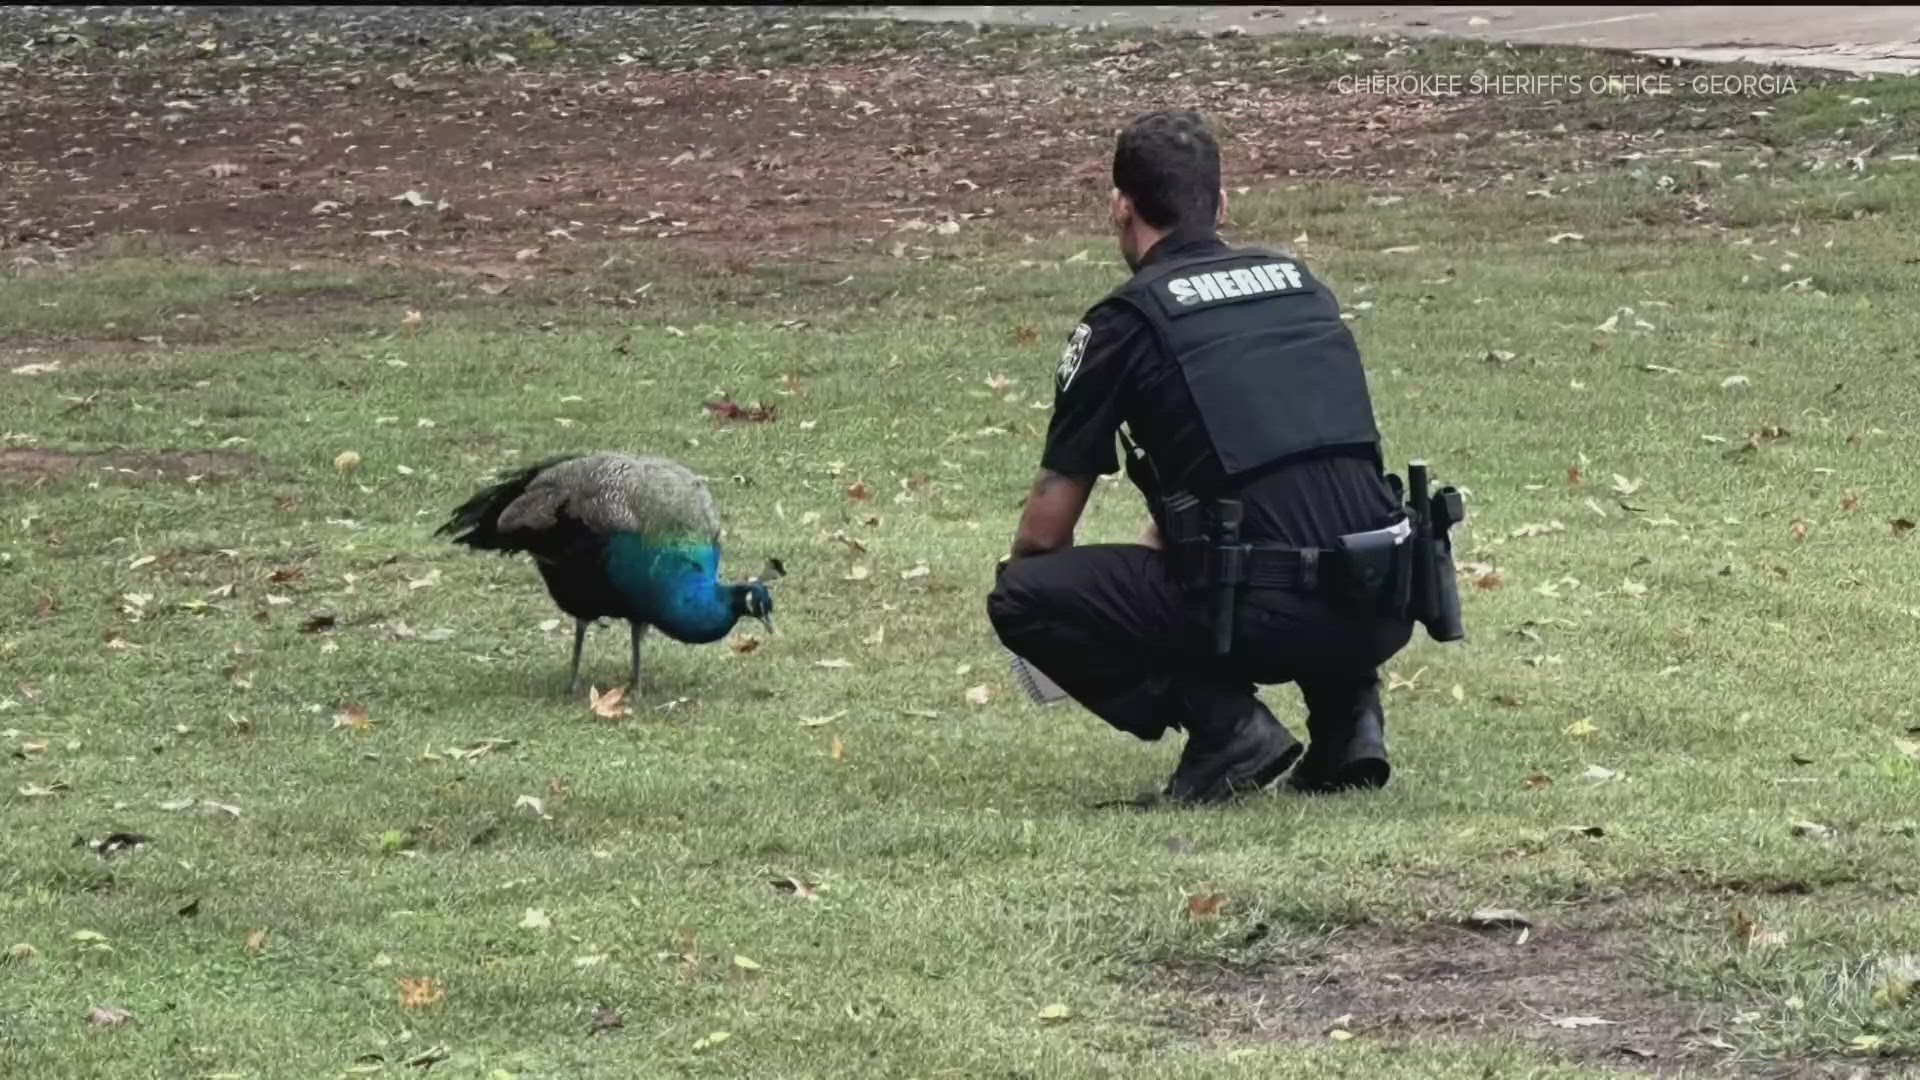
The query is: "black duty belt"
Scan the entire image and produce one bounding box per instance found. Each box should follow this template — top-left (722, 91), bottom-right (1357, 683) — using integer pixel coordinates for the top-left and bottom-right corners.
top-left (1226, 545), bottom-right (1328, 591)
top-left (1211, 518), bottom-right (1412, 593)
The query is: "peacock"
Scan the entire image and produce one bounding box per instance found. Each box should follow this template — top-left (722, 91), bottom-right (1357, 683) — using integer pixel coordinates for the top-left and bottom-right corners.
top-left (436, 451), bottom-right (780, 694)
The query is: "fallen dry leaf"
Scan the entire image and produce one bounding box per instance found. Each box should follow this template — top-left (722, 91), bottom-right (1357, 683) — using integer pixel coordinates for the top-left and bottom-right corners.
top-left (829, 735), bottom-right (845, 761)
top-left (846, 480), bottom-right (872, 501)
top-left (520, 908), bottom-right (552, 931)
top-left (1464, 908), bottom-right (1531, 930)
top-left (814, 659), bottom-right (853, 670)
top-left (397, 976), bottom-right (445, 1008)
top-left (732, 954), bottom-right (762, 972)
top-left (1790, 519), bottom-right (1810, 540)
top-left (245, 929), bottom-right (269, 956)
top-left (88, 1005), bottom-right (133, 1028)
top-left (800, 711), bottom-right (844, 728)
top-left (704, 397), bottom-right (775, 423)
top-left (334, 450), bottom-right (362, 476)
top-left (964, 684), bottom-right (994, 706)
top-left (729, 635), bottom-right (762, 656)
top-left (770, 877), bottom-right (820, 900)
top-left (1731, 908), bottom-right (1788, 950)
top-left (588, 686), bottom-right (632, 720)
top-left (1893, 518), bottom-right (1914, 538)
top-left (1186, 893), bottom-right (1226, 918)
top-left (333, 704), bottom-right (372, 733)
top-left (1551, 1015), bottom-right (1617, 1030)
top-left (1038, 1003), bottom-right (1074, 1023)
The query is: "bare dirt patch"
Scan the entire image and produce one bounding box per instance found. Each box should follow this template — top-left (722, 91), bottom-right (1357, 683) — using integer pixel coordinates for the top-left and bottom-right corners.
top-left (4, 7), bottom-right (1820, 278)
top-left (1152, 922), bottom-right (1736, 1074)
top-left (2, 62), bottom-right (1485, 271)
top-left (0, 446), bottom-right (260, 483)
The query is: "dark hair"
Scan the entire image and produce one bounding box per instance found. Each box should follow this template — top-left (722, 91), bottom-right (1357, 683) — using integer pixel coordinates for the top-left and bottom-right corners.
top-left (1111, 110), bottom-right (1221, 231)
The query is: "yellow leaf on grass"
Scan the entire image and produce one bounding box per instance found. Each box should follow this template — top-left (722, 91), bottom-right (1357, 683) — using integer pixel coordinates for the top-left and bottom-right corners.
top-left (1564, 718), bottom-right (1598, 738)
top-left (732, 954), bottom-right (762, 971)
top-left (245, 929), bottom-right (269, 956)
top-left (1038, 1003), bottom-right (1074, 1023)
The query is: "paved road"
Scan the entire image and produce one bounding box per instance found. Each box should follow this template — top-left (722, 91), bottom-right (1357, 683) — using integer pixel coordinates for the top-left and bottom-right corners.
top-left (844, 5), bottom-right (1920, 75)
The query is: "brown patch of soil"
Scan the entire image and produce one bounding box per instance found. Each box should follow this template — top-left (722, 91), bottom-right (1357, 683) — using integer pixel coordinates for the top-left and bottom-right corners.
top-left (1153, 923), bottom-right (1733, 1073)
top-left (0, 447), bottom-right (260, 482)
top-left (1, 57), bottom-right (1486, 270)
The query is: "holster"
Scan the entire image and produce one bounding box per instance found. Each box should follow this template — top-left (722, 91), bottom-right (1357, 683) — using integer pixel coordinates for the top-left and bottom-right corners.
top-left (1398, 464), bottom-right (1467, 643)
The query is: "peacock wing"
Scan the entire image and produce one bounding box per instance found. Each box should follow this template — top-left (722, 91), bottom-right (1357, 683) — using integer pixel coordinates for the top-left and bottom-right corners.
top-left (613, 455), bottom-right (721, 546)
top-left (496, 453), bottom-right (718, 543)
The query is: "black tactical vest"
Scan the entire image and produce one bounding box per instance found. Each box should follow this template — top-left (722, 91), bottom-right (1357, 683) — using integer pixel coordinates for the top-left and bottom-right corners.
top-left (1106, 244), bottom-right (1381, 482)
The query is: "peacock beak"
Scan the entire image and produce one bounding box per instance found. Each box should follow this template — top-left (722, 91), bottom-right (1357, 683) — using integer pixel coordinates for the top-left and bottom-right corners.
top-left (757, 613), bottom-right (776, 635)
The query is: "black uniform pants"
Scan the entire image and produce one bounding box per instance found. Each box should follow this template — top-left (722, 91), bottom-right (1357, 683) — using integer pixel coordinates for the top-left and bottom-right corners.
top-left (987, 544), bottom-right (1414, 742)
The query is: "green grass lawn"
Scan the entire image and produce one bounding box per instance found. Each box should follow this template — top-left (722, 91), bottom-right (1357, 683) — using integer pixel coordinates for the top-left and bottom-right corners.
top-left (7, 36), bottom-right (1920, 1078)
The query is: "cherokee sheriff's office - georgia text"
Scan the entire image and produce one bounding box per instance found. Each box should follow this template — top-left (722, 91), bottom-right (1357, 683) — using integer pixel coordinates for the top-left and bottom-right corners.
top-left (1330, 72), bottom-right (1798, 97)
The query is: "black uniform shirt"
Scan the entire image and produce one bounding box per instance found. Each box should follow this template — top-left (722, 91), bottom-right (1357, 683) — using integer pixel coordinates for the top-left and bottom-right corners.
top-left (1040, 228), bottom-right (1402, 550)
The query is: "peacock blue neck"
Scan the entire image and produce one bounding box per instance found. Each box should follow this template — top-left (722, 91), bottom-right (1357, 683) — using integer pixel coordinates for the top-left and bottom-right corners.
top-left (602, 532), bottom-right (739, 643)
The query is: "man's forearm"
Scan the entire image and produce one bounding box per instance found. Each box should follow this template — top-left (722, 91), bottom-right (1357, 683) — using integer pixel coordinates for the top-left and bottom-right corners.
top-left (1008, 468), bottom-right (1088, 559)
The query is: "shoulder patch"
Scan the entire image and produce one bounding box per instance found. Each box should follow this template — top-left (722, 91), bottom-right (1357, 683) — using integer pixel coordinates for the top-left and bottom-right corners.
top-left (1056, 322), bottom-right (1092, 392)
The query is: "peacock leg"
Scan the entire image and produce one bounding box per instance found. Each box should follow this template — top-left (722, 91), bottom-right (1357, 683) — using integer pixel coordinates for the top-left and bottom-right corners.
top-left (628, 622), bottom-right (650, 692)
top-left (566, 618), bottom-right (589, 696)
top-left (637, 622), bottom-right (660, 687)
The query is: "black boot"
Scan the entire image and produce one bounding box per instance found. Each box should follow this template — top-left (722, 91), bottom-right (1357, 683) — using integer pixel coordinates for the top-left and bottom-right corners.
top-left (1287, 680), bottom-right (1390, 793)
top-left (1164, 691), bottom-right (1303, 805)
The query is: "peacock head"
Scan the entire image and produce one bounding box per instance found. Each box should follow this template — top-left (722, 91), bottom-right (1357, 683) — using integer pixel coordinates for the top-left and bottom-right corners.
top-left (736, 580), bottom-right (775, 634)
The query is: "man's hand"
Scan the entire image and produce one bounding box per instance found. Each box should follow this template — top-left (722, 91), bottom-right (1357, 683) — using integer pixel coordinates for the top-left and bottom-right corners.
top-left (1009, 468), bottom-right (1095, 560)
top-left (1137, 520), bottom-right (1163, 550)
